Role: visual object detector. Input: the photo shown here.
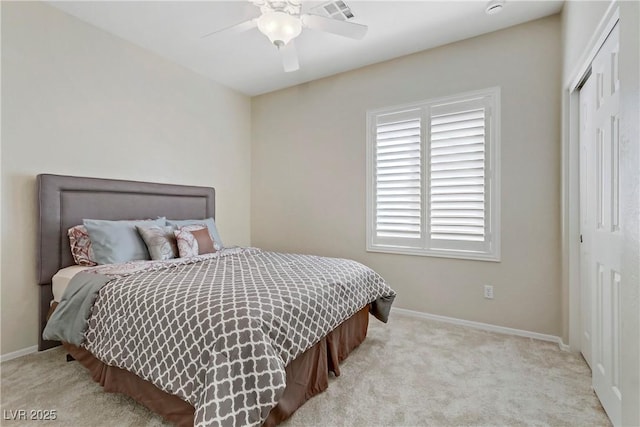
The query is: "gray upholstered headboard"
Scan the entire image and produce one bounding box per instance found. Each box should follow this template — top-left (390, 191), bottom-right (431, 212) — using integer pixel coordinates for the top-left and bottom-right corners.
top-left (36, 173), bottom-right (215, 350)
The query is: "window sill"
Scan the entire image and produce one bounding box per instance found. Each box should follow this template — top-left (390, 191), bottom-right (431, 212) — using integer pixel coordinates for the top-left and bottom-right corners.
top-left (366, 245), bottom-right (501, 262)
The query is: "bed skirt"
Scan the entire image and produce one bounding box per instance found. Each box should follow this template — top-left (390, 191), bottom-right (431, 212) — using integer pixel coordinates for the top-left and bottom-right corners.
top-left (62, 305), bottom-right (370, 426)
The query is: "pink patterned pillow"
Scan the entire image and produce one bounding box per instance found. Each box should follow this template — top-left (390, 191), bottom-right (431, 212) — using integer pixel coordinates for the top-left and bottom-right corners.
top-left (68, 225), bottom-right (98, 266)
top-left (174, 225), bottom-right (207, 258)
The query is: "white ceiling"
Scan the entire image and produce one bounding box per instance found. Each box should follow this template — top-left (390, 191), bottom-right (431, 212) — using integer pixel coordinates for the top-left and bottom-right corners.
top-left (48, 1), bottom-right (564, 96)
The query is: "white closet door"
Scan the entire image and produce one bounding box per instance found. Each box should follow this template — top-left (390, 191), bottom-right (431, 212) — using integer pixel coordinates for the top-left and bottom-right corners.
top-left (581, 23), bottom-right (621, 427)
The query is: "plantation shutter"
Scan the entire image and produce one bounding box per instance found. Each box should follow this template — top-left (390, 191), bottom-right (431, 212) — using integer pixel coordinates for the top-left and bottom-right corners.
top-left (428, 97), bottom-right (491, 252)
top-left (367, 88), bottom-right (499, 261)
top-left (373, 109), bottom-right (423, 247)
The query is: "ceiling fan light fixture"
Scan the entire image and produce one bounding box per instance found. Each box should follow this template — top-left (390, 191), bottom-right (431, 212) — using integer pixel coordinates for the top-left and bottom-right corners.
top-left (257, 11), bottom-right (302, 46)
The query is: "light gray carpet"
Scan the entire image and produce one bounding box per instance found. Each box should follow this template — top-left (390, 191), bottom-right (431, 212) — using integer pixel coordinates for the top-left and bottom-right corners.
top-left (1, 313), bottom-right (610, 426)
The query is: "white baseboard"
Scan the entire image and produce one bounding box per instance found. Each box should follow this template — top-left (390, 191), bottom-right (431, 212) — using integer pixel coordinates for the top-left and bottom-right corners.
top-left (392, 307), bottom-right (570, 352)
top-left (0, 345), bottom-right (38, 363)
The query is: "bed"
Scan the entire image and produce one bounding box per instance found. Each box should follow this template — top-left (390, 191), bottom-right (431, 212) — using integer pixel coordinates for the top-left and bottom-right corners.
top-left (37, 174), bottom-right (395, 426)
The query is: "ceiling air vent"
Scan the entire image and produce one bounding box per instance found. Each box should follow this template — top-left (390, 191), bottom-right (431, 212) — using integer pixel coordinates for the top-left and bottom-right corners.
top-left (310, 0), bottom-right (355, 21)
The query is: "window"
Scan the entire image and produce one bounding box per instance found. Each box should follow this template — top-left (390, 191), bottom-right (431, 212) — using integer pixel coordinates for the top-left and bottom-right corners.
top-left (366, 87), bottom-right (500, 261)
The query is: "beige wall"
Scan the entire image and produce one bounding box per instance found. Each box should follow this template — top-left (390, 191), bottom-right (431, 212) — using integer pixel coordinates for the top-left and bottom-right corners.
top-left (618, 2), bottom-right (640, 421)
top-left (252, 16), bottom-right (562, 336)
top-left (619, 2), bottom-right (640, 422)
top-left (561, 0), bottom-right (613, 84)
top-left (0, 2), bottom-right (252, 355)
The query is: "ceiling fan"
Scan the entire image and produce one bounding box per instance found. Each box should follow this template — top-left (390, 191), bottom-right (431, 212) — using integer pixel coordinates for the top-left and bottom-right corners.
top-left (202, 0), bottom-right (368, 73)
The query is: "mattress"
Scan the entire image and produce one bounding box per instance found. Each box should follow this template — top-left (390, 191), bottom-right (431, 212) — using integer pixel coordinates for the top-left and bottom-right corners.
top-left (52, 265), bottom-right (90, 301)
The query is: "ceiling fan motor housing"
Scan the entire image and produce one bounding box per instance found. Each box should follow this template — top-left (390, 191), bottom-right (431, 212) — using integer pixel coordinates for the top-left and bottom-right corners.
top-left (255, 0), bottom-right (302, 17)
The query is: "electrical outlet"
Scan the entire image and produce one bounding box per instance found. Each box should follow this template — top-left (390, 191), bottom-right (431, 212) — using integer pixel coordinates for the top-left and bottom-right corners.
top-left (484, 285), bottom-right (494, 299)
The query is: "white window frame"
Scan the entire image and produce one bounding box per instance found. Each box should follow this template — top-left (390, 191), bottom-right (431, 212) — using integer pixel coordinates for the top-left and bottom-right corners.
top-left (366, 87), bottom-right (501, 262)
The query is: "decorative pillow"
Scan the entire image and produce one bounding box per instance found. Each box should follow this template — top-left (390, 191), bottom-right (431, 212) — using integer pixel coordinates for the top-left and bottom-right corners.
top-left (174, 225), bottom-right (216, 258)
top-left (136, 225), bottom-right (178, 261)
top-left (190, 228), bottom-right (215, 254)
top-left (174, 226), bottom-right (201, 258)
top-left (68, 225), bottom-right (98, 266)
top-left (83, 217), bottom-right (166, 265)
top-left (167, 218), bottom-right (223, 250)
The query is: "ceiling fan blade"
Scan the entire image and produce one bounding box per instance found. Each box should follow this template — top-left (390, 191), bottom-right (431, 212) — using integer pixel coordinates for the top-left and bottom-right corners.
top-left (301, 14), bottom-right (368, 40)
top-left (279, 41), bottom-right (300, 73)
top-left (201, 18), bottom-right (258, 39)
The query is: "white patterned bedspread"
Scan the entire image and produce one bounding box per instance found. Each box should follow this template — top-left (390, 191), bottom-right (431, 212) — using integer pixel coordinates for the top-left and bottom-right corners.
top-left (81, 248), bottom-right (395, 426)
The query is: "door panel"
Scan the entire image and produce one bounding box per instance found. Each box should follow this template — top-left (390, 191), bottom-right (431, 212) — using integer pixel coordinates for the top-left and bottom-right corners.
top-left (581, 22), bottom-right (621, 427)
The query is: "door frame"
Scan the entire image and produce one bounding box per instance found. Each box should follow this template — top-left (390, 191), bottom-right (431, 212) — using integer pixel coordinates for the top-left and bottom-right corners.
top-left (563, 2), bottom-right (619, 351)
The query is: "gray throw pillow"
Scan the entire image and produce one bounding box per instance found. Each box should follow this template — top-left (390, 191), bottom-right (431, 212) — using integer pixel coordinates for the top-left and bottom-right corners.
top-left (83, 217), bottom-right (166, 265)
top-left (136, 225), bottom-right (179, 261)
top-left (166, 218), bottom-right (223, 249)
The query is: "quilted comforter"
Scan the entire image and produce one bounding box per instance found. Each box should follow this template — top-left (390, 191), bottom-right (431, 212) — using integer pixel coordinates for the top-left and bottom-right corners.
top-left (48, 248), bottom-right (396, 426)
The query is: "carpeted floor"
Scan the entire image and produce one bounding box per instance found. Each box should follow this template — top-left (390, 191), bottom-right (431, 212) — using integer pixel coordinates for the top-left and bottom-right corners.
top-left (1, 312), bottom-right (610, 426)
